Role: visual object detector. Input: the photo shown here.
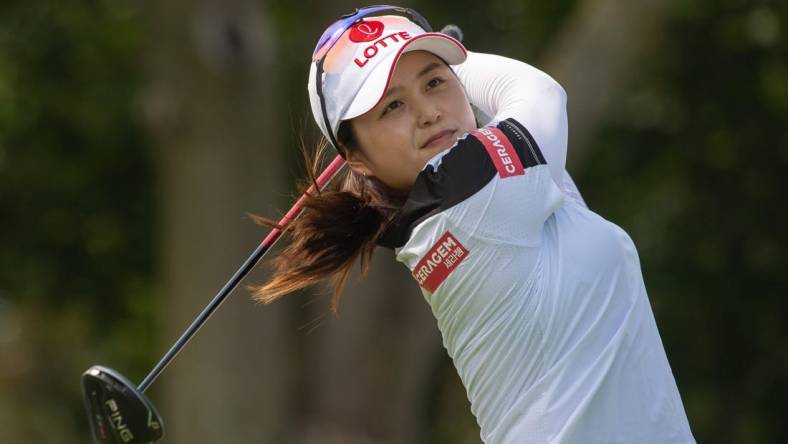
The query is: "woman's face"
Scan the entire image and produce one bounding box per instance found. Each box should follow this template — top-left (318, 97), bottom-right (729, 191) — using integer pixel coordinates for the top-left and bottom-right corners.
top-left (344, 50), bottom-right (477, 192)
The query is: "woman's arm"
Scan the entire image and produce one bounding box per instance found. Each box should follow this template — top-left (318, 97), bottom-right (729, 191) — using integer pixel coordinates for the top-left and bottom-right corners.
top-left (453, 51), bottom-right (568, 187)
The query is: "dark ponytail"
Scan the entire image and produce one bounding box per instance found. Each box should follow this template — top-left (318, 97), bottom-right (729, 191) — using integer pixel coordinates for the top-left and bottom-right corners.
top-left (252, 121), bottom-right (402, 311)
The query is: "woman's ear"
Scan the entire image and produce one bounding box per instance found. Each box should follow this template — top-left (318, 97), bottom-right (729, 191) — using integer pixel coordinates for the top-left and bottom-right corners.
top-left (343, 145), bottom-right (373, 177)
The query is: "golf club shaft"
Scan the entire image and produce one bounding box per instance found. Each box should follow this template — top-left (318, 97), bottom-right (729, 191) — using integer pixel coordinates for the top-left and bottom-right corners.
top-left (138, 155), bottom-right (346, 392)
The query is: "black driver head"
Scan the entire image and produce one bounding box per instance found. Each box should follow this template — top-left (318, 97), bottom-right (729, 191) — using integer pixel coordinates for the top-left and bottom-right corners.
top-left (81, 365), bottom-right (165, 444)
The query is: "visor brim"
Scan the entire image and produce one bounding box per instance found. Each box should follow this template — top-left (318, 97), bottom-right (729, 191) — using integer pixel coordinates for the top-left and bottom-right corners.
top-left (341, 33), bottom-right (467, 121)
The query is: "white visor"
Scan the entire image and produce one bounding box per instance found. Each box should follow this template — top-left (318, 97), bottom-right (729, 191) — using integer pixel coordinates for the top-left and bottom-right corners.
top-left (308, 15), bottom-right (467, 148)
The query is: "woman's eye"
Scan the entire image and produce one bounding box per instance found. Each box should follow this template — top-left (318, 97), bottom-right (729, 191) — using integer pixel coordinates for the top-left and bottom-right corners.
top-left (427, 77), bottom-right (444, 89)
top-left (383, 100), bottom-right (402, 115)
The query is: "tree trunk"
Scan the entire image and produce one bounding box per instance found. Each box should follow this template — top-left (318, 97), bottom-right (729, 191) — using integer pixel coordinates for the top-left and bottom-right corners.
top-left (141, 0), bottom-right (292, 442)
top-left (292, 251), bottom-right (442, 444)
top-left (541, 0), bottom-right (673, 168)
top-left (289, 3), bottom-right (444, 444)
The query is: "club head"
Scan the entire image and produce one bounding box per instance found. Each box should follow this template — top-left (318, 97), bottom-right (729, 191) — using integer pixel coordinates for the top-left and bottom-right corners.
top-left (81, 365), bottom-right (164, 444)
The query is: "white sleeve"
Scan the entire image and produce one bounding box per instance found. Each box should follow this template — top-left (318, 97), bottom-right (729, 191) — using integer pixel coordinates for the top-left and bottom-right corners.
top-left (452, 51), bottom-right (568, 187)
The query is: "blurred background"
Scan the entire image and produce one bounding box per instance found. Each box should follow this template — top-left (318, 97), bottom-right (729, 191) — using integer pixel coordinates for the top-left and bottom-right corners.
top-left (0, 0), bottom-right (786, 442)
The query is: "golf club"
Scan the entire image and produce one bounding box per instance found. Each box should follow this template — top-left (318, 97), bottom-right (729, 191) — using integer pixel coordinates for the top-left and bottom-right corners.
top-left (82, 155), bottom-right (346, 444)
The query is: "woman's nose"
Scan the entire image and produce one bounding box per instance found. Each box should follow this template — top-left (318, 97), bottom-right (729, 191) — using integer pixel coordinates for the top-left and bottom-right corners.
top-left (416, 98), bottom-right (441, 127)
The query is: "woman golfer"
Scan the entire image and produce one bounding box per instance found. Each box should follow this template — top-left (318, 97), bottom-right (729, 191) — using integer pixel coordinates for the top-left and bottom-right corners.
top-left (256, 5), bottom-right (695, 443)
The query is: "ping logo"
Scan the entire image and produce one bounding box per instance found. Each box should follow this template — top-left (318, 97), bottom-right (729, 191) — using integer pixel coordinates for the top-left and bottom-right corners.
top-left (412, 231), bottom-right (469, 293)
top-left (472, 126), bottom-right (524, 178)
top-left (349, 20), bottom-right (384, 43)
top-left (105, 398), bottom-right (135, 442)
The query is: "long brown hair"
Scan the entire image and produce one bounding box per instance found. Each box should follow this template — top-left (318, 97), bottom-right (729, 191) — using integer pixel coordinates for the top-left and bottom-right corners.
top-left (251, 121), bottom-right (403, 312)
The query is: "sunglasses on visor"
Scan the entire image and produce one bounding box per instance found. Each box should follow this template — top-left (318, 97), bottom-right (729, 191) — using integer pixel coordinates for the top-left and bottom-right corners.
top-left (312, 5), bottom-right (432, 152)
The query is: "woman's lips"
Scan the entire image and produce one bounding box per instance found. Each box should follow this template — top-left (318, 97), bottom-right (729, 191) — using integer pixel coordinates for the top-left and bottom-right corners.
top-left (421, 129), bottom-right (456, 149)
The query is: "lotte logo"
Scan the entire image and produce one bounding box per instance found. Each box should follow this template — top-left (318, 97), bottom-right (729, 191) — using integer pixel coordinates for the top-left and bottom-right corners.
top-left (349, 20), bottom-right (384, 42)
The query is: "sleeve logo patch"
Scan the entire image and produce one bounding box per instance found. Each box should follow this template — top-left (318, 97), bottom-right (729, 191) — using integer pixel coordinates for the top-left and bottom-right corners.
top-left (471, 126), bottom-right (525, 178)
top-left (412, 231), bottom-right (469, 293)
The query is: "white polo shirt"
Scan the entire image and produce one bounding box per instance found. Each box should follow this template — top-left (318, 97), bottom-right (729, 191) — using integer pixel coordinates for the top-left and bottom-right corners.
top-left (377, 52), bottom-right (695, 444)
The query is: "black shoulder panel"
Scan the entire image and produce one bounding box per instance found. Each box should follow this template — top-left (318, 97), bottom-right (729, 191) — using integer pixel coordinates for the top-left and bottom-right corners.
top-left (377, 118), bottom-right (546, 249)
top-left (498, 118), bottom-right (547, 166)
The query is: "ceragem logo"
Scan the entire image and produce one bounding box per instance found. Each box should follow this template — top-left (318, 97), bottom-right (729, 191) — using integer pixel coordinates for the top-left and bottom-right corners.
top-left (471, 126), bottom-right (525, 178)
top-left (412, 231), bottom-right (469, 293)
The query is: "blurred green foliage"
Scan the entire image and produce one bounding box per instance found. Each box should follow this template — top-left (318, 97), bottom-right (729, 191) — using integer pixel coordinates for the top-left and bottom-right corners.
top-left (0, 1), bottom-right (155, 441)
top-left (577, 0), bottom-right (788, 442)
top-left (0, 0), bottom-right (786, 442)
